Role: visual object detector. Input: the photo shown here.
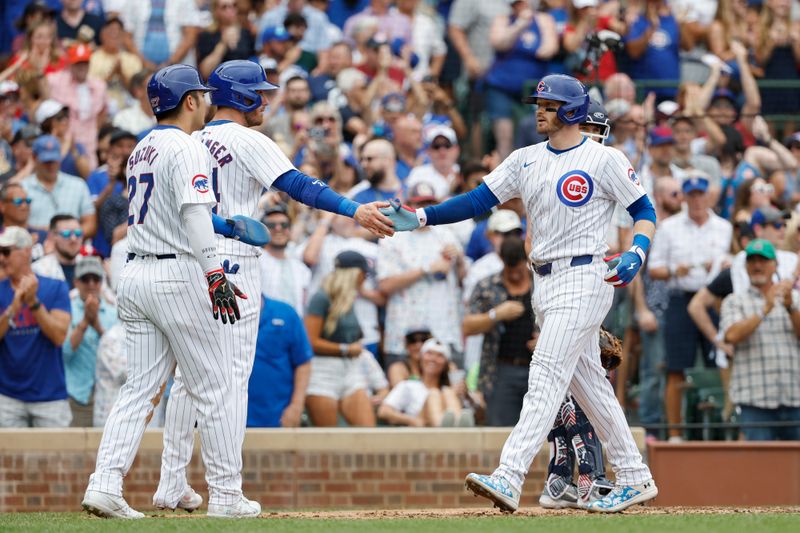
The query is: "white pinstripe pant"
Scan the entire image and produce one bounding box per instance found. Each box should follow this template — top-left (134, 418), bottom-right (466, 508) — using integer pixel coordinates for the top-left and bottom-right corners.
top-left (494, 258), bottom-right (652, 490)
top-left (153, 255), bottom-right (261, 508)
top-left (87, 257), bottom-right (242, 505)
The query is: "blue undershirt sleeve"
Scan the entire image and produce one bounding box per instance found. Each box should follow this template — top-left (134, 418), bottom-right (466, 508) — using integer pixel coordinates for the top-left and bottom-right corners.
top-left (273, 169), bottom-right (359, 217)
top-left (626, 194), bottom-right (656, 224)
top-left (423, 183), bottom-right (500, 226)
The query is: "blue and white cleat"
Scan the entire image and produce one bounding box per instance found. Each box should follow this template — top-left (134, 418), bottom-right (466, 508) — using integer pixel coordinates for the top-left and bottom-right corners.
top-left (464, 473), bottom-right (520, 513)
top-left (587, 479), bottom-right (658, 513)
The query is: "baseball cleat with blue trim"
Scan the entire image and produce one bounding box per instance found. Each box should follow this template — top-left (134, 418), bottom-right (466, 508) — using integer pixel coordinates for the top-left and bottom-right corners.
top-left (464, 473), bottom-right (520, 512)
top-left (587, 479), bottom-right (658, 513)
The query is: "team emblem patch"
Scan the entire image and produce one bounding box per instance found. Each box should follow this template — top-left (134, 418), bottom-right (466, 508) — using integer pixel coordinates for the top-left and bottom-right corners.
top-left (537, 80), bottom-right (546, 93)
top-left (627, 168), bottom-right (640, 186)
top-left (192, 174), bottom-right (210, 193)
top-left (556, 170), bottom-right (594, 207)
top-left (150, 96), bottom-right (159, 110)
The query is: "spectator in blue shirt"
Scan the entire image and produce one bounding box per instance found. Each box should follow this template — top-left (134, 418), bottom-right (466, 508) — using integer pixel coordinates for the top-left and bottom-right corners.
top-left (22, 135), bottom-right (97, 237)
top-left (63, 256), bottom-right (117, 427)
top-left (622, 0), bottom-right (680, 101)
top-left (87, 129), bottom-right (136, 258)
top-left (247, 296), bottom-right (313, 427)
top-left (350, 138), bottom-right (405, 204)
top-left (0, 226), bottom-right (71, 427)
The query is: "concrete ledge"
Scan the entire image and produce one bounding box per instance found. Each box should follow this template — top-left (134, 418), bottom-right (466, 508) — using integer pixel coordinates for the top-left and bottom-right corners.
top-left (0, 426), bottom-right (646, 453)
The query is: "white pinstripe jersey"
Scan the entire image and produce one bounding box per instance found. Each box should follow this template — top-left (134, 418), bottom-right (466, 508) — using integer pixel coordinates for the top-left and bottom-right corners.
top-left (484, 137), bottom-right (647, 264)
top-left (193, 120), bottom-right (295, 256)
top-left (126, 125), bottom-right (216, 256)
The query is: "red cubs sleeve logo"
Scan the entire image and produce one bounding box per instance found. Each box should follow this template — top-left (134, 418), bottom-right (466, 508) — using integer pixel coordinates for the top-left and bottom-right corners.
top-left (556, 170), bottom-right (594, 207)
top-left (628, 168), bottom-right (640, 186)
top-left (192, 174), bottom-right (210, 193)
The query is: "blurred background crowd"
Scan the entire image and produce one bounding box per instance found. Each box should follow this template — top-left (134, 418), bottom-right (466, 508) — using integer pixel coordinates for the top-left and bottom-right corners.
top-left (0, 0), bottom-right (799, 443)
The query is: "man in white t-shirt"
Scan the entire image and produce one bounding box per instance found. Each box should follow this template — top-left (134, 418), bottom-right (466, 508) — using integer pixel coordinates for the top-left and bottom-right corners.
top-left (259, 204), bottom-right (311, 317)
top-left (406, 125), bottom-right (460, 200)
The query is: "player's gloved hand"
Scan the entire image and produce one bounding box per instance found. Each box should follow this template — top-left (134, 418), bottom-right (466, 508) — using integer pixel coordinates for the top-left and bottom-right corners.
top-left (206, 268), bottom-right (247, 324)
top-left (212, 213), bottom-right (271, 246)
top-left (378, 199), bottom-right (425, 232)
top-left (603, 246), bottom-right (646, 288)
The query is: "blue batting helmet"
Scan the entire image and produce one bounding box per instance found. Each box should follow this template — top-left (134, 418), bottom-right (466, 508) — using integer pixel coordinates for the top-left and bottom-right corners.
top-left (147, 64), bottom-right (213, 115)
top-left (581, 99), bottom-right (610, 144)
top-left (524, 74), bottom-right (590, 126)
top-left (208, 60), bottom-right (279, 113)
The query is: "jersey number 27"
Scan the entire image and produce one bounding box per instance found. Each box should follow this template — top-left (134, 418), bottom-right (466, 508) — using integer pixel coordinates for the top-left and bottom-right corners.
top-left (128, 173), bottom-right (154, 225)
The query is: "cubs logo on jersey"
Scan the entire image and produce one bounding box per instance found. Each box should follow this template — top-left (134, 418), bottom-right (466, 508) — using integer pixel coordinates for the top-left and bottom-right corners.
top-left (192, 174), bottom-right (210, 193)
top-left (627, 168), bottom-right (640, 186)
top-left (556, 170), bottom-right (594, 207)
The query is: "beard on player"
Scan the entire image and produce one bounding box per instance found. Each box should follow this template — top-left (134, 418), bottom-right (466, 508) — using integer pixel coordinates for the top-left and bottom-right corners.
top-left (204, 104), bottom-right (217, 124)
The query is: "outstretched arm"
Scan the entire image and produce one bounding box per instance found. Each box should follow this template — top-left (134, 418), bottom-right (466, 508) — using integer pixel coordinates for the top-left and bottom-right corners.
top-left (273, 169), bottom-right (394, 238)
top-left (380, 183), bottom-right (500, 231)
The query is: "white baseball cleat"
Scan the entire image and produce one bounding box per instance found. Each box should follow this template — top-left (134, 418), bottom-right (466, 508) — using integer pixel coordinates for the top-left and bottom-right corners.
top-left (154, 486), bottom-right (203, 512)
top-left (587, 479), bottom-right (658, 513)
top-left (82, 489), bottom-right (144, 519)
top-left (207, 496), bottom-right (262, 518)
top-left (538, 476), bottom-right (580, 509)
top-left (464, 473), bottom-right (520, 513)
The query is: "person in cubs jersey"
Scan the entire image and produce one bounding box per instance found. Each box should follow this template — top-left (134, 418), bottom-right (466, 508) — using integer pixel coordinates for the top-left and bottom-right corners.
top-left (152, 60), bottom-right (395, 514)
top-left (381, 75), bottom-right (658, 513)
top-left (82, 65), bottom-right (249, 519)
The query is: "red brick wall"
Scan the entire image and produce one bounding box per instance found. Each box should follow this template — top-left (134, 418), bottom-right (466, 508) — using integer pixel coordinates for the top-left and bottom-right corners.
top-left (0, 429), bottom-right (570, 512)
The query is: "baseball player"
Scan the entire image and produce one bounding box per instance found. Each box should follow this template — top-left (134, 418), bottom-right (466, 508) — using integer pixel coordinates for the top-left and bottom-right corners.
top-left (539, 99), bottom-right (614, 510)
top-left (381, 74), bottom-right (658, 513)
top-left (152, 60), bottom-right (394, 513)
top-left (82, 65), bottom-right (249, 519)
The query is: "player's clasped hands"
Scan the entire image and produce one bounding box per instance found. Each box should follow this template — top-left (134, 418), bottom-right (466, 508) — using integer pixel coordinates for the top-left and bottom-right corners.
top-left (603, 250), bottom-right (643, 288)
top-left (379, 199), bottom-right (422, 232)
top-left (354, 201), bottom-right (396, 238)
top-left (205, 269), bottom-right (247, 325)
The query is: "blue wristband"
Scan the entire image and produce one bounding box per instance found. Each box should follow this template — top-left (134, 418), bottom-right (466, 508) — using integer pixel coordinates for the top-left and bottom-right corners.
top-left (632, 233), bottom-right (651, 254)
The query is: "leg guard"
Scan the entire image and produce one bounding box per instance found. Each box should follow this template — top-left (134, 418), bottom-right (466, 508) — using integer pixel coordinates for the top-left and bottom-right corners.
top-left (565, 398), bottom-right (614, 506)
top-left (541, 399), bottom-right (578, 505)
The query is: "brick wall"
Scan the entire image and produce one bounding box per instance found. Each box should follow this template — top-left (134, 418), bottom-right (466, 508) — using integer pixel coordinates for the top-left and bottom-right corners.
top-left (0, 428), bottom-right (645, 512)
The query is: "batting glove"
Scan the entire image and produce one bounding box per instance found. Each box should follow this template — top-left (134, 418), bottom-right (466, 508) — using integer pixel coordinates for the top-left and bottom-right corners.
top-left (603, 246), bottom-right (646, 288)
top-left (206, 268), bottom-right (247, 324)
top-left (212, 214), bottom-right (271, 246)
top-left (378, 199), bottom-right (425, 232)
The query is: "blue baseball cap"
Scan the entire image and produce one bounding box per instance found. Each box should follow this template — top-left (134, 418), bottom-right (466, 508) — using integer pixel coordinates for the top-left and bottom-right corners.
top-left (32, 134), bottom-right (61, 163)
top-left (750, 206), bottom-right (789, 229)
top-left (261, 26), bottom-right (291, 44)
top-left (649, 126), bottom-right (674, 146)
top-left (682, 176), bottom-right (709, 194)
top-left (711, 89), bottom-right (738, 108)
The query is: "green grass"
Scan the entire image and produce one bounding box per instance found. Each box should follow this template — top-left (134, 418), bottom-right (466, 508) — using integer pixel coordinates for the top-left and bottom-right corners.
top-left (0, 512), bottom-right (798, 533)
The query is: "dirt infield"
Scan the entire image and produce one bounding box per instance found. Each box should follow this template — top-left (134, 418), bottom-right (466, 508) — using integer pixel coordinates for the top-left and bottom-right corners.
top-left (152, 506), bottom-right (800, 520)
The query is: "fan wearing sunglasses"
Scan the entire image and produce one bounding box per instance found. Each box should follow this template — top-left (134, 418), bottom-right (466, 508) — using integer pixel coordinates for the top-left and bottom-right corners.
top-left (29, 214), bottom-right (84, 289)
top-left (0, 183), bottom-right (48, 248)
top-left (259, 204), bottom-right (310, 317)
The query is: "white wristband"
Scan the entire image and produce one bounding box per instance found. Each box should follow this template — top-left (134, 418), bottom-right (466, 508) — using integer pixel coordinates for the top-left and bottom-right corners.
top-left (630, 245), bottom-right (646, 263)
top-left (415, 208), bottom-right (428, 227)
top-left (488, 309), bottom-right (497, 322)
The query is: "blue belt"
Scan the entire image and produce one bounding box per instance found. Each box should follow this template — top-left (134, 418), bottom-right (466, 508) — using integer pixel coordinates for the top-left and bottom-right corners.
top-left (532, 255), bottom-right (593, 276)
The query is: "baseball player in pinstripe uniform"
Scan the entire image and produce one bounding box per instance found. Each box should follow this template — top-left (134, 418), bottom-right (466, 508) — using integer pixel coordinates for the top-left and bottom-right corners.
top-left (152, 60), bottom-right (395, 515)
top-left (82, 65), bottom-right (250, 519)
top-left (381, 75), bottom-right (658, 513)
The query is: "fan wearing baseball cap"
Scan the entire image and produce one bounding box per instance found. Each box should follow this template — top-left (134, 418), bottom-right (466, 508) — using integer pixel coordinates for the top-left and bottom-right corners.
top-left (21, 136), bottom-right (96, 238)
top-left (378, 336), bottom-right (473, 427)
top-left (406, 126), bottom-right (460, 201)
top-left (45, 43), bottom-right (106, 169)
top-left (378, 181), bottom-right (466, 370)
top-left (0, 226), bottom-right (72, 428)
top-left (720, 238), bottom-right (800, 441)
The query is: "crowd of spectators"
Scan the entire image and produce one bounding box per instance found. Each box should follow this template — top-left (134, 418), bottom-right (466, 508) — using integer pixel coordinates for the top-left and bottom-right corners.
top-left (0, 0), bottom-right (799, 441)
